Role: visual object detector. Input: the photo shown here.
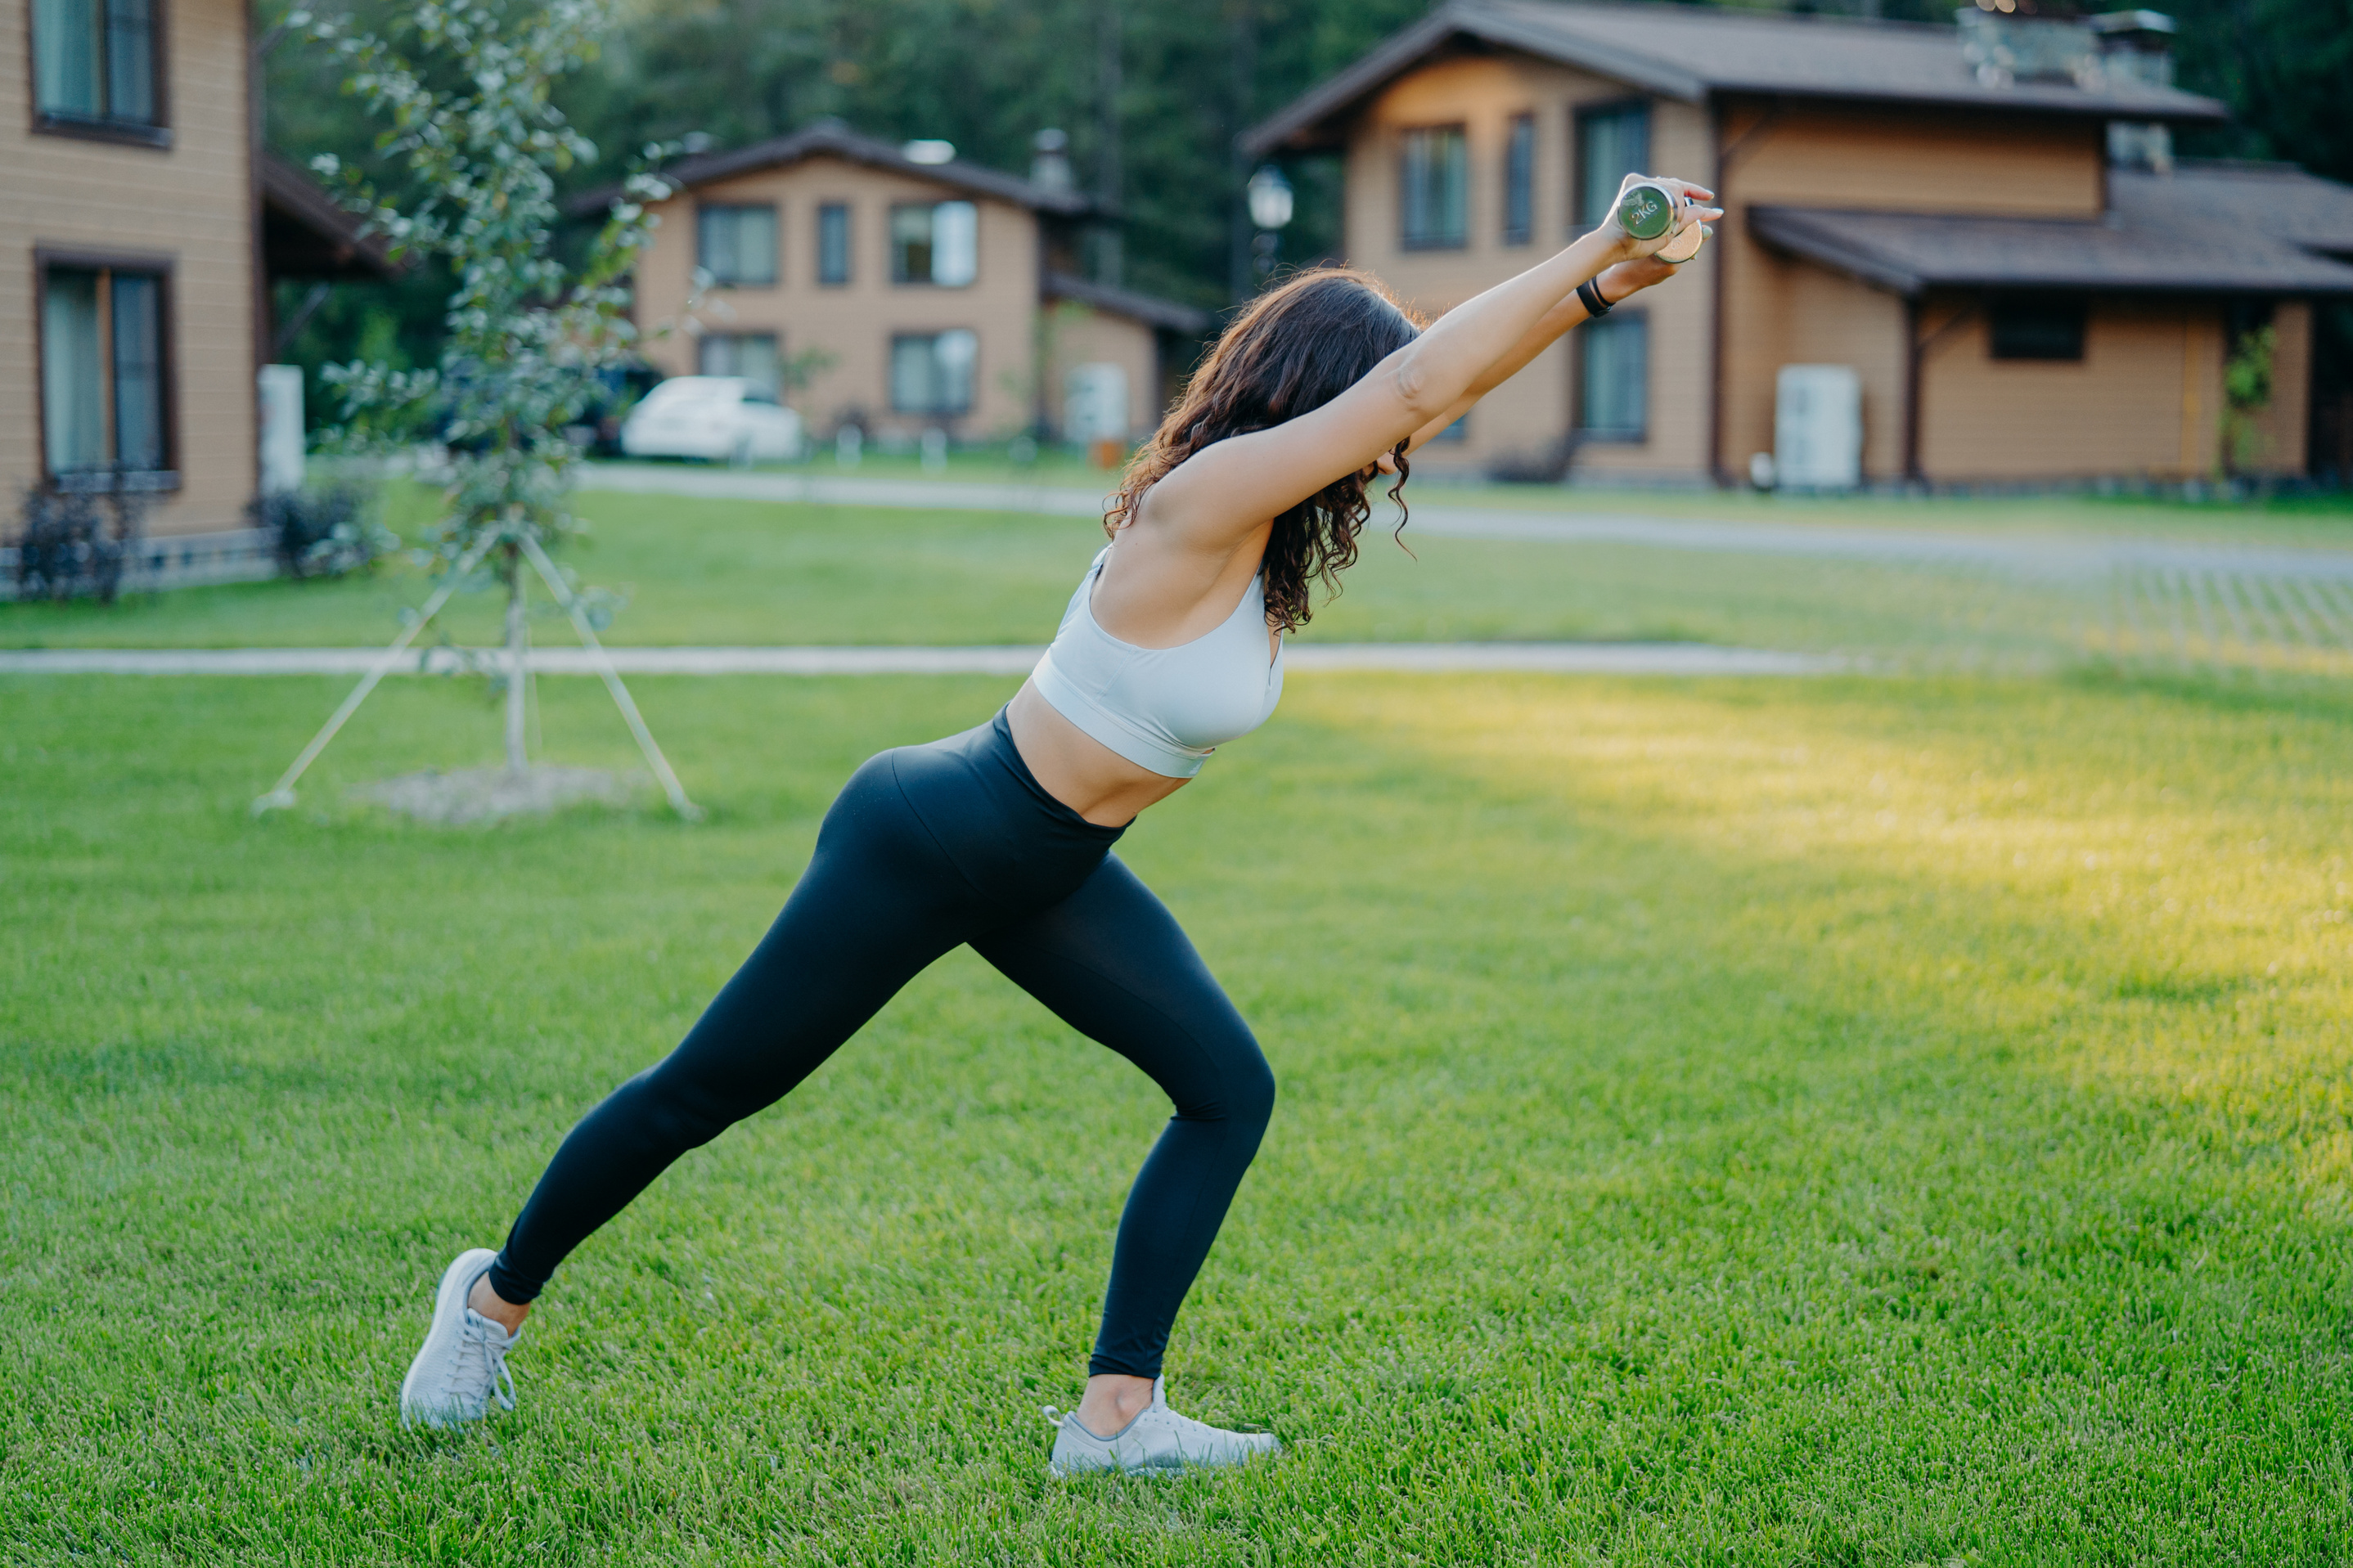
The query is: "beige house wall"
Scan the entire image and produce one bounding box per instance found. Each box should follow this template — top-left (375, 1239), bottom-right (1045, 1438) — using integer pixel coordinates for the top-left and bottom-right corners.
top-left (1339, 56), bottom-right (1716, 480)
top-left (1916, 297), bottom-right (2229, 481)
top-left (634, 155), bottom-right (1042, 440)
top-left (1039, 302), bottom-right (1163, 440)
top-left (0, 0), bottom-right (258, 539)
top-left (1716, 102), bottom-right (2108, 483)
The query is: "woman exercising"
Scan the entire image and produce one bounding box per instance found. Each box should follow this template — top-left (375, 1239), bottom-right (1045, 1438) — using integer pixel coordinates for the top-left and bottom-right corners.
top-left (401, 173), bottom-right (1718, 1475)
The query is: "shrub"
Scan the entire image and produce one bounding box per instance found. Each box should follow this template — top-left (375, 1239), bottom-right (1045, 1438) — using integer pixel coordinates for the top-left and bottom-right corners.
top-left (12, 483), bottom-right (146, 604)
top-left (248, 483), bottom-right (396, 581)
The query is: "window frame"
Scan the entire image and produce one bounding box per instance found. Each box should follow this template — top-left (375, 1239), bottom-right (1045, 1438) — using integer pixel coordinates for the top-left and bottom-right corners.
top-left (816, 201), bottom-right (852, 286)
top-left (1986, 293), bottom-right (2089, 362)
top-left (32, 246), bottom-right (179, 488)
top-left (1501, 112), bottom-right (1536, 247)
top-left (695, 202), bottom-right (780, 288)
top-left (888, 329), bottom-right (978, 416)
top-left (1397, 122), bottom-right (1469, 252)
top-left (697, 330), bottom-right (783, 396)
top-left (889, 201), bottom-right (979, 288)
top-left (26, 0), bottom-right (172, 148)
top-left (1574, 305), bottom-right (1649, 444)
top-left (1572, 97), bottom-right (1651, 234)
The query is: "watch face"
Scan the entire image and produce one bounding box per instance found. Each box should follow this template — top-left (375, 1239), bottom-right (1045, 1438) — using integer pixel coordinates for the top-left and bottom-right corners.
top-left (1617, 183), bottom-right (1677, 240)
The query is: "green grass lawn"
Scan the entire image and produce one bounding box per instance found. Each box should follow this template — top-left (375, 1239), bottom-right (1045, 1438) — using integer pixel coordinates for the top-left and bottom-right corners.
top-left (4, 663), bottom-right (2350, 1562)
top-left (16, 483), bottom-right (2340, 673)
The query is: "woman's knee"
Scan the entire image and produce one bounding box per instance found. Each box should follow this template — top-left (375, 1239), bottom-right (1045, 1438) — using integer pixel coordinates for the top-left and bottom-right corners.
top-left (613, 1062), bottom-right (745, 1153)
top-left (1211, 1025), bottom-right (1277, 1132)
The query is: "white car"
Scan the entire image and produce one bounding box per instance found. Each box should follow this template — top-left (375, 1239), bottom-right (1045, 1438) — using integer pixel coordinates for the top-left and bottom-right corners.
top-left (619, 376), bottom-right (804, 464)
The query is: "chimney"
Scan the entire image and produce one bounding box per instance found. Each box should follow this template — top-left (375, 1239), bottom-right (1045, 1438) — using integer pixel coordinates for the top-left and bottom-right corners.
top-left (1030, 128), bottom-right (1074, 192)
top-left (2088, 9), bottom-right (2177, 172)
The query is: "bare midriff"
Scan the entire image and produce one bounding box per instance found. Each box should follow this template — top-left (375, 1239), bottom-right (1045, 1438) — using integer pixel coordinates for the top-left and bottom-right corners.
top-left (1006, 681), bottom-right (1192, 828)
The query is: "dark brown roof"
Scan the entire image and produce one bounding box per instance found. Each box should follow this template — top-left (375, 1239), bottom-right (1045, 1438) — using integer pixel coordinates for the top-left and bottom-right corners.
top-left (1748, 178), bottom-right (2353, 298)
top-left (571, 119), bottom-right (1094, 218)
top-left (1042, 272), bottom-right (1212, 336)
top-left (1244, 0), bottom-right (2227, 155)
top-left (259, 150), bottom-right (401, 280)
top-left (2126, 161), bottom-right (2353, 258)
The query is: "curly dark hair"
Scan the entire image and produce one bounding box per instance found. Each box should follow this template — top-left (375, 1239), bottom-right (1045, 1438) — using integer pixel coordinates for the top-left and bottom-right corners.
top-left (1105, 267), bottom-right (1425, 632)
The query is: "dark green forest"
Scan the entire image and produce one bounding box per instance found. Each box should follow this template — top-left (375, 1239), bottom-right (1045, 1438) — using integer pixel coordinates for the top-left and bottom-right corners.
top-left (263, 0), bottom-right (2353, 409)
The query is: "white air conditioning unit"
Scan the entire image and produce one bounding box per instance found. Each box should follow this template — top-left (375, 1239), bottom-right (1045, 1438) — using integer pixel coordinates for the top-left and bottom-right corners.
top-left (1774, 365), bottom-right (1862, 490)
top-left (1064, 362), bottom-right (1129, 446)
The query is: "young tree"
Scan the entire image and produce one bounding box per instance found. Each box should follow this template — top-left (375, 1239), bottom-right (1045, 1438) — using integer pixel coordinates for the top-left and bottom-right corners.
top-left (260, 0), bottom-right (696, 817)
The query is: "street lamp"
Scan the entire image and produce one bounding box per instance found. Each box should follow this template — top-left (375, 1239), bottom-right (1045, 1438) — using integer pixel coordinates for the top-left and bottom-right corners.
top-left (1245, 164), bottom-right (1293, 282)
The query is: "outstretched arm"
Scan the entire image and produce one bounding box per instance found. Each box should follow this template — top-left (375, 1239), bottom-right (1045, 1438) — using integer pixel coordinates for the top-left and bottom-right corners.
top-left (1142, 174), bottom-right (1718, 557)
top-left (1403, 251), bottom-right (1692, 452)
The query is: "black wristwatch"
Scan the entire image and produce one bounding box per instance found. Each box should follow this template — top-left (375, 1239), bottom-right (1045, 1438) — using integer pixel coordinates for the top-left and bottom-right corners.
top-left (1577, 277), bottom-right (1614, 318)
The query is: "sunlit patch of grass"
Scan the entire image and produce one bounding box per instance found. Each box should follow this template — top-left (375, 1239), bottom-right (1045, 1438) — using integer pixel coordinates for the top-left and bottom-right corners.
top-left (1301, 672), bottom-right (2353, 1183)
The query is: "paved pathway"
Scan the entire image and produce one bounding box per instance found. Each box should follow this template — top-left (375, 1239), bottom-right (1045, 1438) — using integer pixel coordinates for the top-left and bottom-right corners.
top-left (0, 644), bottom-right (1849, 677)
top-left (575, 463), bottom-right (2353, 582)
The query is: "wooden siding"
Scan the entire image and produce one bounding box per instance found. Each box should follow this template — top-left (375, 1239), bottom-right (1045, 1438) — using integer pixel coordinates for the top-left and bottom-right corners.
top-left (1916, 297), bottom-right (2229, 481)
top-left (634, 155), bottom-right (1042, 439)
top-left (1038, 300), bottom-right (1163, 442)
top-left (1714, 101), bottom-right (2108, 483)
top-left (0, 0), bottom-right (257, 538)
top-left (1340, 55), bottom-right (1716, 481)
top-left (1757, 254), bottom-right (1908, 480)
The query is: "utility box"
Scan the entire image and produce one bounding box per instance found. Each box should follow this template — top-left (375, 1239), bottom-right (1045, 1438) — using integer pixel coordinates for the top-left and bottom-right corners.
top-left (1774, 365), bottom-right (1862, 490)
top-left (258, 365), bottom-right (306, 496)
top-left (1064, 362), bottom-right (1129, 448)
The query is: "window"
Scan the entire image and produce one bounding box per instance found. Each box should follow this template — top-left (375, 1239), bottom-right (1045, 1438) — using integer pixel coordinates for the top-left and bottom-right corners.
top-left (41, 259), bottom-right (170, 478)
top-left (1400, 125), bottom-right (1468, 249)
top-left (697, 204), bottom-right (778, 286)
top-left (1988, 295), bottom-right (2087, 361)
top-left (1577, 101), bottom-right (1650, 229)
top-left (890, 202), bottom-right (978, 286)
top-left (1502, 115), bottom-right (1536, 246)
top-left (32, 0), bottom-right (163, 138)
top-left (890, 330), bottom-right (978, 415)
top-left (817, 203), bottom-right (852, 285)
top-left (1578, 312), bottom-right (1647, 440)
top-left (698, 332), bottom-right (781, 396)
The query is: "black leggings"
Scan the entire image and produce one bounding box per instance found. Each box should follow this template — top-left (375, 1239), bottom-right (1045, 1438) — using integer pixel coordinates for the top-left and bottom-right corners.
top-left (486, 708), bottom-right (1275, 1379)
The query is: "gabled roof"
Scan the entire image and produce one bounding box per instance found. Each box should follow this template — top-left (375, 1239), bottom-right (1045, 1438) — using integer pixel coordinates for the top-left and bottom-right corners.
top-left (1749, 171), bottom-right (2353, 298)
top-left (1243, 0), bottom-right (2227, 155)
top-left (259, 150), bottom-right (401, 280)
top-left (1043, 272), bottom-right (1213, 336)
top-left (573, 119), bottom-right (1094, 217)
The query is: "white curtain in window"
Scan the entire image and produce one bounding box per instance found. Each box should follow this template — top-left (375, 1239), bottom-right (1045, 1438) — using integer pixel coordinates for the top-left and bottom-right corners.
top-left (890, 335), bottom-right (939, 412)
top-left (699, 333), bottom-right (781, 395)
top-left (1504, 116), bottom-right (1535, 242)
top-left (698, 206), bottom-right (776, 285)
top-left (930, 203), bottom-right (977, 286)
top-left (105, 0), bottom-right (154, 121)
top-left (34, 0), bottom-right (101, 116)
top-left (1401, 128), bottom-right (1467, 247)
top-left (1581, 315), bottom-right (1648, 438)
top-left (891, 331), bottom-right (976, 414)
top-left (933, 328), bottom-right (976, 410)
top-left (42, 269), bottom-right (106, 472)
top-left (817, 204), bottom-right (851, 285)
top-left (1580, 106), bottom-right (1650, 227)
top-left (110, 272), bottom-right (164, 470)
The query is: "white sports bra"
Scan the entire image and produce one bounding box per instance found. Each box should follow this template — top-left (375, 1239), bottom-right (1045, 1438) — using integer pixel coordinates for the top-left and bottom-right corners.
top-left (1030, 546), bottom-right (1286, 779)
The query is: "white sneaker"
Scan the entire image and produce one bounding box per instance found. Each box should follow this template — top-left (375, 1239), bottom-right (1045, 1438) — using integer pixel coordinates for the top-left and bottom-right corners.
top-left (1046, 1379), bottom-right (1280, 1476)
top-left (398, 1247), bottom-right (523, 1429)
